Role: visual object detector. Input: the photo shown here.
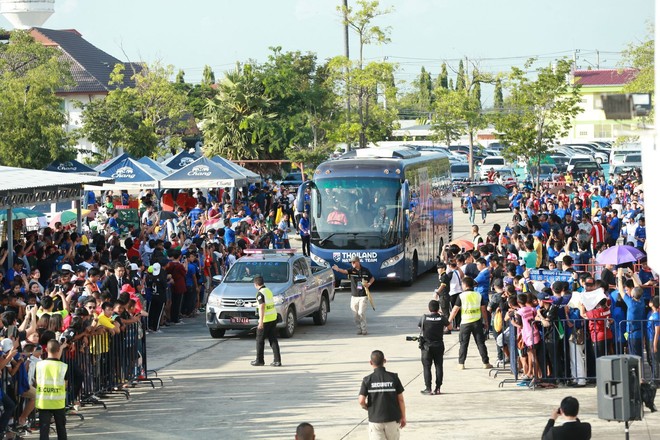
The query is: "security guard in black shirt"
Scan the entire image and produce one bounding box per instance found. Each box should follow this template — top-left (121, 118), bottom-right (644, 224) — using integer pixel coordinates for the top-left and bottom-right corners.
top-left (418, 300), bottom-right (450, 395)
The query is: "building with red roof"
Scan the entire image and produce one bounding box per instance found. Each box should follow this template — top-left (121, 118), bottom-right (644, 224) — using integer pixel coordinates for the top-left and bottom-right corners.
top-left (568, 68), bottom-right (638, 140)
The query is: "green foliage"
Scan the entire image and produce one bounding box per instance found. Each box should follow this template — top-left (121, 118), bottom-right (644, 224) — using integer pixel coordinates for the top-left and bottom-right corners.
top-left (622, 26), bottom-right (653, 94)
top-left (0, 30), bottom-right (76, 169)
top-left (397, 66), bottom-right (433, 121)
top-left (202, 49), bottom-right (338, 166)
top-left (456, 60), bottom-right (466, 91)
top-left (471, 69), bottom-right (482, 110)
top-left (334, 0), bottom-right (397, 148)
top-left (80, 61), bottom-right (191, 159)
top-left (436, 63), bottom-right (449, 90)
top-left (430, 88), bottom-right (463, 147)
top-left (494, 59), bottom-right (581, 169)
top-left (494, 79), bottom-right (504, 110)
top-left (202, 65), bottom-right (216, 86)
top-left (175, 69), bottom-right (185, 84)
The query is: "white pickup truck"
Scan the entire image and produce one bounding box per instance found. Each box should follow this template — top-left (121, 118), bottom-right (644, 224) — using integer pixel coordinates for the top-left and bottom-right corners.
top-left (205, 250), bottom-right (335, 338)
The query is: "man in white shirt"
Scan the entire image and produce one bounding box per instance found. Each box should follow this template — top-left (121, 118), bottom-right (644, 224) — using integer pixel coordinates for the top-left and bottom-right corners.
top-left (622, 215), bottom-right (638, 246)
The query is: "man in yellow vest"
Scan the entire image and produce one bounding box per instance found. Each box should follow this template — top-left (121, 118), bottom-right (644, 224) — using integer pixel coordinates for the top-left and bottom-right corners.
top-left (448, 276), bottom-right (493, 370)
top-left (36, 340), bottom-right (68, 440)
top-left (251, 275), bottom-right (282, 367)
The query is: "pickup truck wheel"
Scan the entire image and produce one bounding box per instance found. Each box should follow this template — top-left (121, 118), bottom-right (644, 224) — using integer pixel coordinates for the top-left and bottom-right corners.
top-left (280, 307), bottom-right (297, 338)
top-left (313, 296), bottom-right (329, 325)
top-left (209, 328), bottom-right (225, 338)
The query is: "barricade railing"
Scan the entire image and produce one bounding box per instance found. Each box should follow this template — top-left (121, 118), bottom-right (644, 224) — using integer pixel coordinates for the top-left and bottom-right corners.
top-left (498, 316), bottom-right (658, 388)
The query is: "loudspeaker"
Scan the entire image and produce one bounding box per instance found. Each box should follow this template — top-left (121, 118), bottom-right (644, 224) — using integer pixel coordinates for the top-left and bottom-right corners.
top-left (597, 355), bottom-right (643, 422)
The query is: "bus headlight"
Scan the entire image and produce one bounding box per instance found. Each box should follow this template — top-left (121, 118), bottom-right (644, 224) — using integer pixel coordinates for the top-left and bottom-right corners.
top-left (380, 252), bottom-right (404, 269)
top-left (310, 253), bottom-right (329, 267)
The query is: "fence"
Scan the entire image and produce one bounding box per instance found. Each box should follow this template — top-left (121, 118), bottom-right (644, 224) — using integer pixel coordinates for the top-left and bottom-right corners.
top-left (494, 316), bottom-right (658, 389)
top-left (0, 319), bottom-right (162, 434)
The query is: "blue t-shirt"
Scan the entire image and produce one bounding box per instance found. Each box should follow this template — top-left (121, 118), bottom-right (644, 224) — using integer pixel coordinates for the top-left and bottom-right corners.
top-left (634, 226), bottom-right (646, 248)
top-left (623, 294), bottom-right (646, 338)
top-left (224, 227), bottom-right (236, 246)
top-left (185, 262), bottom-right (198, 287)
top-left (637, 269), bottom-right (655, 303)
top-left (608, 217), bottom-right (620, 240)
top-left (108, 217), bottom-right (120, 234)
top-left (647, 311), bottom-right (660, 347)
top-left (188, 208), bottom-right (203, 223)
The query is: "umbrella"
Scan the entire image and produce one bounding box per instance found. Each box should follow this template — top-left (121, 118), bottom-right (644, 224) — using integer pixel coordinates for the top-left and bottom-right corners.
top-left (449, 239), bottom-right (475, 251)
top-left (0, 208), bottom-right (46, 221)
top-left (159, 211), bottom-right (179, 221)
top-left (595, 245), bottom-right (646, 265)
top-left (49, 209), bottom-right (93, 227)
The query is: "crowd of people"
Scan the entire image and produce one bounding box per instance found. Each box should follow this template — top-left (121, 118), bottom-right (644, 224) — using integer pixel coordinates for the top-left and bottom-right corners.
top-left (444, 167), bottom-right (659, 389)
top-left (0, 182), bottom-right (305, 439)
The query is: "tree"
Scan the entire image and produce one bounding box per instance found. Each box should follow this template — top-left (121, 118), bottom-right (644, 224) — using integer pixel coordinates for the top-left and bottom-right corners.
top-left (80, 62), bottom-right (191, 159)
top-left (175, 69), bottom-right (185, 84)
top-left (435, 62), bottom-right (449, 90)
top-left (0, 30), bottom-right (76, 169)
top-left (335, 0), bottom-right (396, 149)
top-left (471, 68), bottom-right (482, 110)
top-left (448, 78), bottom-right (454, 90)
top-left (456, 60), bottom-right (466, 91)
top-left (202, 65), bottom-right (216, 86)
top-left (621, 26), bottom-right (653, 94)
top-left (493, 79), bottom-right (504, 110)
top-left (430, 88), bottom-right (463, 147)
top-left (397, 66), bottom-right (433, 121)
top-left (494, 59), bottom-right (581, 185)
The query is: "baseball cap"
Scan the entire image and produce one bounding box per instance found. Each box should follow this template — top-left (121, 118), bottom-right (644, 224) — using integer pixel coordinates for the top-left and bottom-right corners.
top-left (350, 255), bottom-right (360, 263)
top-left (506, 254), bottom-right (518, 262)
top-left (0, 339), bottom-right (13, 353)
top-left (60, 264), bottom-right (75, 274)
top-left (592, 217), bottom-right (601, 223)
top-left (128, 263), bottom-right (139, 271)
top-left (152, 263), bottom-right (161, 276)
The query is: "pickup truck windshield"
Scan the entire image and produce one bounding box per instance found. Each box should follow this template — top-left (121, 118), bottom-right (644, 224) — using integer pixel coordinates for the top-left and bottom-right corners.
top-left (311, 177), bottom-right (401, 250)
top-left (224, 261), bottom-right (289, 283)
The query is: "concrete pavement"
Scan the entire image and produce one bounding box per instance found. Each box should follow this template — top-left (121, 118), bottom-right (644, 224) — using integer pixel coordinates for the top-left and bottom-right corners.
top-left (67, 203), bottom-right (660, 439)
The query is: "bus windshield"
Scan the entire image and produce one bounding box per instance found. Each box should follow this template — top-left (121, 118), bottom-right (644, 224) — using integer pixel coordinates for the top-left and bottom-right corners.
top-left (310, 177), bottom-right (402, 250)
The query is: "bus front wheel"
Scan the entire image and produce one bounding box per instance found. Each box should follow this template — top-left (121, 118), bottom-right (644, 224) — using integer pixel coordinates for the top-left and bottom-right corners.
top-left (403, 255), bottom-right (418, 287)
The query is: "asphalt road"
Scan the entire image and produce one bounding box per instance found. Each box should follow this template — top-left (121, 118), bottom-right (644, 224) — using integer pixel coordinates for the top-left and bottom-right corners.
top-left (67, 202), bottom-right (660, 440)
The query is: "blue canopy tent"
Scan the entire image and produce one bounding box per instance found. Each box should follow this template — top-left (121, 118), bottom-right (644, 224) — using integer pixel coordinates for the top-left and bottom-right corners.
top-left (93, 157), bottom-right (167, 190)
top-left (211, 156), bottom-right (261, 184)
top-left (94, 153), bottom-right (130, 172)
top-left (138, 157), bottom-right (172, 176)
top-left (45, 159), bottom-right (97, 175)
top-left (160, 157), bottom-right (247, 189)
top-left (162, 149), bottom-right (201, 170)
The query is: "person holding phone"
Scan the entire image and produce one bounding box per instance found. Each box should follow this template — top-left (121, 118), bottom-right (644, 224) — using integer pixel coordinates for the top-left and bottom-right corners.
top-left (542, 396), bottom-right (591, 439)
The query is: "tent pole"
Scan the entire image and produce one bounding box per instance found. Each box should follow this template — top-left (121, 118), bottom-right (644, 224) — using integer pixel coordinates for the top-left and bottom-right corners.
top-left (76, 190), bottom-right (82, 234)
top-left (7, 208), bottom-right (13, 269)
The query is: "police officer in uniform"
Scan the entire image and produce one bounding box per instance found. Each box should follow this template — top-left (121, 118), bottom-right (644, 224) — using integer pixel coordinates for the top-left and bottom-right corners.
top-left (448, 276), bottom-right (492, 370)
top-left (358, 350), bottom-right (406, 440)
top-left (333, 256), bottom-right (375, 335)
top-left (418, 300), bottom-right (450, 395)
top-left (251, 275), bottom-right (282, 367)
top-left (433, 262), bottom-right (452, 334)
top-left (36, 340), bottom-right (68, 440)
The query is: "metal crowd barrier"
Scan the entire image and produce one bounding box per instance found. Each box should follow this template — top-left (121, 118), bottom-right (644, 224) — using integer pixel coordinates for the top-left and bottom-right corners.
top-left (496, 317), bottom-right (658, 388)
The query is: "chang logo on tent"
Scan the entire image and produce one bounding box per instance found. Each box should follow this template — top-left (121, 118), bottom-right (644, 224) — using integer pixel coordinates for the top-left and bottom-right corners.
top-left (179, 157), bottom-right (195, 168)
top-left (57, 162), bottom-right (76, 171)
top-left (112, 166), bottom-right (135, 179)
top-left (187, 165), bottom-right (212, 177)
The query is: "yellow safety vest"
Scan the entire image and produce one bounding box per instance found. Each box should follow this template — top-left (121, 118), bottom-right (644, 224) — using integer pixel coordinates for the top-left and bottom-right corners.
top-left (460, 290), bottom-right (482, 324)
top-left (35, 359), bottom-right (68, 410)
top-left (258, 287), bottom-right (277, 323)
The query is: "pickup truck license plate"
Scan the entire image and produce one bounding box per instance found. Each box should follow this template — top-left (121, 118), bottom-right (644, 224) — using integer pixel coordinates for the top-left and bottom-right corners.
top-left (230, 317), bottom-right (249, 324)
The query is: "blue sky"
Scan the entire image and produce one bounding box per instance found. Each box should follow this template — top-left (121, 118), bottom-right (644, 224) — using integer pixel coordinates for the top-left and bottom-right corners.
top-left (0, 0), bottom-right (653, 105)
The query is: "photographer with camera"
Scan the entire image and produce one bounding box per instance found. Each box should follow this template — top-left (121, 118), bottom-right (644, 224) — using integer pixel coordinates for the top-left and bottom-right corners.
top-left (417, 300), bottom-right (450, 395)
top-left (542, 396), bottom-right (591, 439)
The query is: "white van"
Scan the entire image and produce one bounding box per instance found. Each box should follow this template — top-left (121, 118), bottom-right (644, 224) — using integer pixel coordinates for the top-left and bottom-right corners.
top-left (479, 156), bottom-right (506, 179)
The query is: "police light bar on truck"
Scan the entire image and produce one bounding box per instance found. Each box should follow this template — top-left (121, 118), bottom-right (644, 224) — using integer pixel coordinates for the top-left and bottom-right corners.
top-left (243, 249), bottom-right (297, 255)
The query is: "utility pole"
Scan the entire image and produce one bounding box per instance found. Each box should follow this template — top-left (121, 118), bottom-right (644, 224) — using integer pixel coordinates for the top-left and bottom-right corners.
top-left (343, 0), bottom-right (351, 151)
top-left (596, 50), bottom-right (600, 69)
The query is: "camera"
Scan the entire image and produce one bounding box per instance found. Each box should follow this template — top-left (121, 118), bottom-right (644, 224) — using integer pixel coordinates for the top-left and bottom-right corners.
top-left (406, 335), bottom-right (426, 350)
top-left (59, 328), bottom-right (75, 344)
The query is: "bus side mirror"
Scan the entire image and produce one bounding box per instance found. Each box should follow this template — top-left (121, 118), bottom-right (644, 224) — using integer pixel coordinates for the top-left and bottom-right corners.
top-left (401, 180), bottom-right (410, 211)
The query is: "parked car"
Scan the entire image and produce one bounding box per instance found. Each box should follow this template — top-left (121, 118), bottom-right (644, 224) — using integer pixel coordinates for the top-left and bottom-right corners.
top-left (450, 163), bottom-right (470, 182)
top-left (610, 146), bottom-right (642, 167)
top-left (561, 143), bottom-right (609, 163)
top-left (279, 172), bottom-right (304, 188)
top-left (461, 183), bottom-right (510, 213)
top-left (566, 155), bottom-right (594, 172)
top-left (570, 161), bottom-right (604, 179)
top-left (496, 167), bottom-right (519, 189)
top-left (479, 156), bottom-right (507, 179)
top-left (527, 164), bottom-right (555, 182)
top-left (206, 250), bottom-right (335, 338)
